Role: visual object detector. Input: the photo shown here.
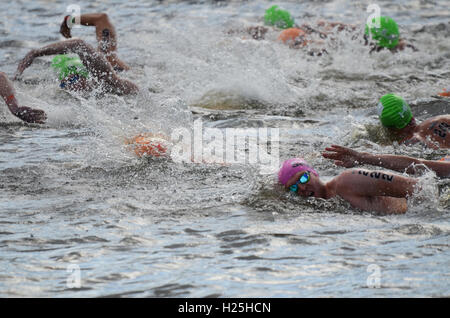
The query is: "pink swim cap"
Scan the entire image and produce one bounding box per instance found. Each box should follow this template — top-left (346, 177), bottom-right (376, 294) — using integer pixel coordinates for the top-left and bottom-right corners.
top-left (278, 158), bottom-right (319, 186)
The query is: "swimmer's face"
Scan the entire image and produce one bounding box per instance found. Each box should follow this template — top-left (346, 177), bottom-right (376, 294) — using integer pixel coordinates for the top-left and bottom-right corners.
top-left (285, 170), bottom-right (320, 198)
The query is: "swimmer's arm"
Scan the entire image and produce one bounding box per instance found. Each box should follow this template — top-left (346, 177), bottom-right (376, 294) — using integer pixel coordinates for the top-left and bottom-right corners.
top-left (0, 72), bottom-right (46, 124)
top-left (14, 50), bottom-right (38, 79)
top-left (336, 169), bottom-right (418, 198)
top-left (323, 145), bottom-right (449, 177)
top-left (15, 40), bottom-right (137, 95)
top-left (104, 52), bottom-right (130, 72)
top-left (79, 13), bottom-right (112, 26)
top-left (316, 21), bottom-right (356, 32)
top-left (124, 133), bottom-right (167, 145)
top-left (15, 40), bottom-right (92, 79)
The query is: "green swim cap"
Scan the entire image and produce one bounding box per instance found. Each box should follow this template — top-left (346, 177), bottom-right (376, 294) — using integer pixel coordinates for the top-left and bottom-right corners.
top-left (365, 16), bottom-right (400, 49)
top-left (264, 5), bottom-right (294, 29)
top-left (51, 54), bottom-right (89, 81)
top-left (377, 94), bottom-right (413, 129)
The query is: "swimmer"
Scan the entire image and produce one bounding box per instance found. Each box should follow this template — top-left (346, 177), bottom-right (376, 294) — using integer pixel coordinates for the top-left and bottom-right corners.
top-left (14, 39), bottom-right (138, 96)
top-left (258, 6), bottom-right (415, 53)
top-left (264, 5), bottom-right (295, 29)
top-left (0, 71), bottom-right (46, 124)
top-left (277, 16), bottom-right (416, 54)
top-left (322, 145), bottom-right (450, 178)
top-left (278, 157), bottom-right (419, 214)
top-left (60, 13), bottom-right (130, 71)
top-left (273, 21), bottom-right (350, 55)
top-left (377, 93), bottom-right (449, 149)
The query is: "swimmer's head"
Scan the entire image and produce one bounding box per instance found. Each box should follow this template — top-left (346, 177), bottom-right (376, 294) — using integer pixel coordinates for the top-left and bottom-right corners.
top-left (377, 94), bottom-right (413, 130)
top-left (365, 16), bottom-right (400, 49)
top-left (51, 55), bottom-right (89, 81)
top-left (264, 5), bottom-right (294, 29)
top-left (279, 158), bottom-right (322, 197)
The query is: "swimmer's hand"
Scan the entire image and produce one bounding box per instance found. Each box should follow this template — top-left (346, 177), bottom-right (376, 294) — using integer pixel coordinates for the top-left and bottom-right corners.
top-left (322, 145), bottom-right (362, 168)
top-left (60, 16), bottom-right (72, 39)
top-left (14, 50), bottom-right (37, 80)
top-left (15, 106), bottom-right (47, 124)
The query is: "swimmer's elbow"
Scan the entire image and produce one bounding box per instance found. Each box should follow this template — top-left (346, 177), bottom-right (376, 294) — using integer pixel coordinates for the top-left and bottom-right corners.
top-left (129, 85), bottom-right (139, 95)
top-left (116, 80), bottom-right (138, 95)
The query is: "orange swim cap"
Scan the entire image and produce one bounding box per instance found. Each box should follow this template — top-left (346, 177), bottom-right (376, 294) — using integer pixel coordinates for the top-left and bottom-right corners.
top-left (438, 88), bottom-right (450, 97)
top-left (131, 135), bottom-right (168, 158)
top-left (278, 28), bottom-right (307, 44)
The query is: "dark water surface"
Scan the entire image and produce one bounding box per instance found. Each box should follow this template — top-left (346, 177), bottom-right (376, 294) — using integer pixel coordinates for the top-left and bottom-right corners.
top-left (0, 0), bottom-right (449, 297)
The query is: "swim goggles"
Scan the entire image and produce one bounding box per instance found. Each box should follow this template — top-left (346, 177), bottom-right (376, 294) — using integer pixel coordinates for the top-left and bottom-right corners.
top-left (289, 171), bottom-right (310, 193)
